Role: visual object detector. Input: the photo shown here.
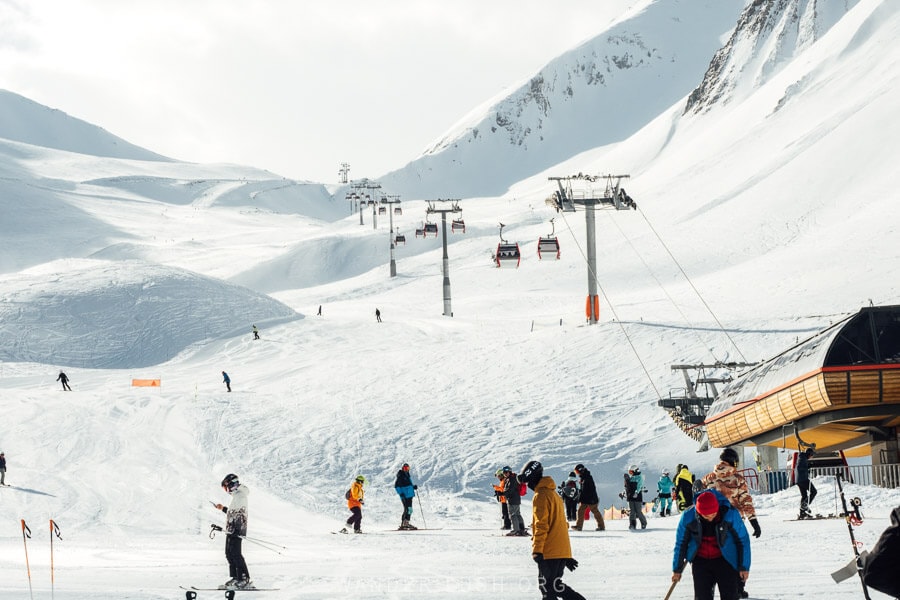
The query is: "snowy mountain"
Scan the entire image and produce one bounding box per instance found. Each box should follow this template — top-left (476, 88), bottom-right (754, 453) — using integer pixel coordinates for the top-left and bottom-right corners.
top-left (1, 1), bottom-right (900, 598)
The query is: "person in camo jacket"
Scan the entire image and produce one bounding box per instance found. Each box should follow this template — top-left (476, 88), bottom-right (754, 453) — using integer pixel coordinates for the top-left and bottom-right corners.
top-left (701, 447), bottom-right (761, 599)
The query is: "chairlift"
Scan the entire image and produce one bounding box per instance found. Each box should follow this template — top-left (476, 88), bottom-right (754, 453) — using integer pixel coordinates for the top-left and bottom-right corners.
top-left (495, 223), bottom-right (520, 268)
top-left (451, 218), bottom-right (466, 234)
top-left (378, 205), bottom-right (387, 215)
top-left (424, 222), bottom-right (438, 237)
top-left (415, 225), bottom-right (426, 238)
top-left (394, 206), bottom-right (402, 215)
top-left (395, 233), bottom-right (406, 245)
top-left (537, 218), bottom-right (560, 260)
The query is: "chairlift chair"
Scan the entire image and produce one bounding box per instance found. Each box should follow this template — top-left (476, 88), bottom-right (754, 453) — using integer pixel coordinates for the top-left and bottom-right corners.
top-left (424, 222), bottom-right (439, 237)
top-left (394, 206), bottom-right (402, 215)
top-left (537, 218), bottom-right (560, 260)
top-left (451, 218), bottom-right (466, 234)
top-left (494, 223), bottom-right (521, 268)
top-left (415, 225), bottom-right (426, 238)
top-left (395, 233), bottom-right (406, 245)
top-left (378, 205), bottom-right (387, 215)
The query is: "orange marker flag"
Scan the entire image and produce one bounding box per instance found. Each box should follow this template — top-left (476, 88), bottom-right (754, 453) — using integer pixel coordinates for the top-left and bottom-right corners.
top-left (132, 379), bottom-right (161, 387)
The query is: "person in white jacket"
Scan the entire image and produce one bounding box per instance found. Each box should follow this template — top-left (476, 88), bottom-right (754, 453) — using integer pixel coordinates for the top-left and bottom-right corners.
top-left (214, 474), bottom-right (251, 590)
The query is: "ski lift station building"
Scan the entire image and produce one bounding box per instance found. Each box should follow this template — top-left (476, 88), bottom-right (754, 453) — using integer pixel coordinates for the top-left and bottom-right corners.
top-left (704, 305), bottom-right (900, 476)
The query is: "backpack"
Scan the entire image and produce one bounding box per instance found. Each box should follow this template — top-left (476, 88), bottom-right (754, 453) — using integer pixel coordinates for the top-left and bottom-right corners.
top-left (345, 488), bottom-right (352, 500)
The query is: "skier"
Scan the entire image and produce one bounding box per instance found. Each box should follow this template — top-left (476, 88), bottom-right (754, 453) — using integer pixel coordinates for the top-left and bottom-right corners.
top-left (657, 470), bottom-right (674, 516)
top-left (795, 447), bottom-right (817, 518)
top-left (252, 325), bottom-right (259, 340)
top-left (701, 448), bottom-right (760, 599)
top-left (317, 305), bottom-right (322, 316)
top-left (622, 465), bottom-right (647, 530)
top-left (493, 468), bottom-right (512, 529)
top-left (674, 464), bottom-right (695, 510)
top-left (394, 463), bottom-right (418, 530)
top-left (341, 475), bottom-right (366, 533)
top-left (57, 371), bottom-right (72, 391)
top-left (571, 463), bottom-right (605, 531)
top-left (222, 371), bottom-right (231, 392)
top-left (0, 451), bottom-right (6, 486)
top-left (503, 466), bottom-right (528, 536)
top-left (672, 489), bottom-right (751, 600)
top-left (375, 308), bottom-right (382, 323)
top-left (213, 474), bottom-right (251, 590)
top-left (518, 460), bottom-right (585, 600)
top-left (558, 472), bottom-right (580, 522)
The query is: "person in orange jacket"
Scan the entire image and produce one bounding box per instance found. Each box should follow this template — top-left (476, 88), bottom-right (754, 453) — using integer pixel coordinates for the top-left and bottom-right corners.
top-left (493, 468), bottom-right (512, 530)
top-left (341, 475), bottom-right (366, 533)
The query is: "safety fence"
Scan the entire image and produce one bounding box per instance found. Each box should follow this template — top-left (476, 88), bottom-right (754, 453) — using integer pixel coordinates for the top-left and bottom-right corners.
top-left (743, 463), bottom-right (900, 494)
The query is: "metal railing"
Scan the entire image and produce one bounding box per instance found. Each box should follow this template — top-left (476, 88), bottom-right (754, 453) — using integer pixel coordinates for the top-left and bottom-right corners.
top-left (744, 463), bottom-right (900, 494)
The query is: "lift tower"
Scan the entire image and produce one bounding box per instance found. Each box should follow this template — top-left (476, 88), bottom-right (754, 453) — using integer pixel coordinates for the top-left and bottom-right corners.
top-left (547, 174), bottom-right (635, 324)
top-left (349, 179), bottom-right (381, 227)
top-left (381, 194), bottom-right (402, 277)
top-left (338, 162), bottom-right (350, 184)
top-left (426, 199), bottom-right (462, 317)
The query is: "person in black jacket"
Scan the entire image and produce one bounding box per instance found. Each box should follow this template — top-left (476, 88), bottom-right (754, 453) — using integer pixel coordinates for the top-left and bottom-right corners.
top-left (0, 451), bottom-right (7, 486)
top-left (503, 466), bottom-right (528, 536)
top-left (56, 371), bottom-right (72, 391)
top-left (393, 463), bottom-right (418, 530)
top-left (572, 464), bottom-right (605, 531)
top-left (862, 505), bottom-right (900, 598)
top-left (795, 448), bottom-right (817, 518)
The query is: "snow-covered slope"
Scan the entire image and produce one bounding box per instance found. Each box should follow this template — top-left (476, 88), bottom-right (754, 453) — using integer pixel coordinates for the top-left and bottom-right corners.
top-left (378, 0), bottom-right (745, 198)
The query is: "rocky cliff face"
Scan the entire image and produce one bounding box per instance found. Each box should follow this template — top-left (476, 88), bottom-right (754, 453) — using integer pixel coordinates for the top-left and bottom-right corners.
top-left (684, 0), bottom-right (861, 114)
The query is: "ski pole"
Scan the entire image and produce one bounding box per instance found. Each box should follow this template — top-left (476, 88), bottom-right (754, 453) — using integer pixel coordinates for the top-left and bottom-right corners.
top-left (663, 578), bottom-right (678, 600)
top-left (238, 536), bottom-right (286, 554)
top-left (416, 492), bottom-right (428, 529)
top-left (21, 520), bottom-right (34, 600)
top-left (50, 519), bottom-right (62, 600)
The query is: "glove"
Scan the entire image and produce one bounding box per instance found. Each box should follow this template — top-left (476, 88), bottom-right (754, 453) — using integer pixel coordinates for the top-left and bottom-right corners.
top-left (618, 492), bottom-right (625, 500)
top-left (565, 558), bottom-right (579, 572)
top-left (532, 553), bottom-right (543, 563)
top-left (749, 516), bottom-right (761, 538)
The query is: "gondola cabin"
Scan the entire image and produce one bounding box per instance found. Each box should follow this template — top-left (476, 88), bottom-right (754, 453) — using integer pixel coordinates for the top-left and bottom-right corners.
top-left (537, 237), bottom-right (560, 260)
top-left (366, 199), bottom-right (375, 206)
top-left (378, 205), bottom-right (386, 215)
top-left (451, 219), bottom-right (466, 234)
top-left (394, 233), bottom-right (406, 245)
top-left (394, 206), bottom-right (402, 215)
top-left (415, 227), bottom-right (426, 238)
top-left (424, 223), bottom-right (439, 237)
top-left (495, 243), bottom-right (521, 268)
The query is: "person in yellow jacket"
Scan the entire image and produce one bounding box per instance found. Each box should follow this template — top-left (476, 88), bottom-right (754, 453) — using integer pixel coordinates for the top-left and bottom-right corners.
top-left (518, 460), bottom-right (585, 600)
top-left (341, 475), bottom-right (366, 534)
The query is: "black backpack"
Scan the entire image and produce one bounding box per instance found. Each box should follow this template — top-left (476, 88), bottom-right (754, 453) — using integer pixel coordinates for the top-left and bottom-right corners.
top-left (345, 488), bottom-right (352, 500)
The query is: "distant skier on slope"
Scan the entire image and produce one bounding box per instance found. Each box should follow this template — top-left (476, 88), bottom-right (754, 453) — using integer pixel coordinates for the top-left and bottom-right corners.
top-left (252, 325), bottom-right (259, 340)
top-left (57, 370), bottom-right (72, 391)
top-left (222, 371), bottom-right (231, 392)
top-left (394, 463), bottom-right (418, 530)
top-left (0, 451), bottom-right (7, 486)
top-left (213, 474), bottom-right (252, 590)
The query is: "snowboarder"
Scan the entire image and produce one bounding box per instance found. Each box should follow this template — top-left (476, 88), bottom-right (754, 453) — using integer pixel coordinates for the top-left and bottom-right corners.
top-left (57, 371), bottom-right (72, 391)
top-left (494, 468), bottom-right (512, 529)
top-left (672, 489), bottom-right (751, 600)
top-left (622, 465), bottom-right (647, 530)
top-left (571, 463), bottom-right (605, 531)
top-left (503, 466), bottom-right (528, 536)
top-left (674, 464), bottom-right (695, 510)
top-left (213, 473), bottom-right (252, 590)
top-left (375, 308), bottom-right (382, 323)
top-left (0, 451), bottom-right (6, 486)
top-left (657, 470), bottom-right (674, 516)
top-left (317, 305), bottom-right (322, 316)
top-left (394, 463), bottom-right (418, 530)
top-left (341, 475), bottom-right (366, 533)
top-left (222, 371), bottom-right (231, 392)
top-left (518, 460), bottom-right (586, 600)
top-left (795, 447), bottom-right (817, 518)
top-left (252, 325), bottom-right (259, 340)
top-left (558, 472), bottom-right (580, 522)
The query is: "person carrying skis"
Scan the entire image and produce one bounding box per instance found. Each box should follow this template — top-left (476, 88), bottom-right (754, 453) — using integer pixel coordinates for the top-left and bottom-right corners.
top-left (622, 465), bottom-right (647, 530)
top-left (571, 463), bottom-right (605, 531)
top-left (795, 447), bottom-right (817, 518)
top-left (252, 325), bottom-right (260, 340)
top-left (213, 474), bottom-right (251, 590)
top-left (57, 370), bottom-right (72, 391)
top-left (672, 489), bottom-right (751, 600)
top-left (394, 463), bottom-right (418, 530)
top-left (558, 472), bottom-right (580, 522)
top-left (674, 464), bottom-right (695, 510)
top-left (503, 466), bottom-right (528, 536)
top-left (493, 468), bottom-right (512, 530)
top-left (657, 470), bottom-right (674, 516)
top-left (222, 371), bottom-right (231, 392)
top-left (341, 475), bottom-right (366, 533)
top-left (518, 460), bottom-right (586, 600)
top-left (0, 451), bottom-right (6, 486)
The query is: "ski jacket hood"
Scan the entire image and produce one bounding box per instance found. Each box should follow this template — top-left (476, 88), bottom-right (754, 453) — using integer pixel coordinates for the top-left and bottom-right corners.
top-left (531, 476), bottom-right (572, 560)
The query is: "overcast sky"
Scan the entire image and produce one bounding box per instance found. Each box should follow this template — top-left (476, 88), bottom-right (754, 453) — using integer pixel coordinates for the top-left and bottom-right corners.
top-left (1, 1), bottom-right (637, 184)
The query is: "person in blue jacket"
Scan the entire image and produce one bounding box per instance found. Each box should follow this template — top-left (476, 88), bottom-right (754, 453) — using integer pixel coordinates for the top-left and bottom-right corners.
top-left (672, 489), bottom-right (751, 600)
top-left (657, 470), bottom-right (674, 516)
top-left (394, 463), bottom-right (418, 530)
